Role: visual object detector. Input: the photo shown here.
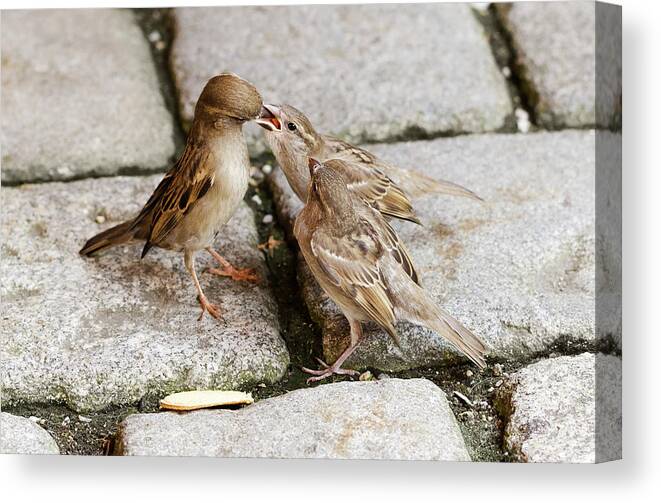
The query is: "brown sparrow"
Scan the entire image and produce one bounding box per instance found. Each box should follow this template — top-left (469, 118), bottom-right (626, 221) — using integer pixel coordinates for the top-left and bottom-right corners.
top-left (256, 104), bottom-right (482, 224)
top-left (80, 73), bottom-right (263, 320)
top-left (294, 158), bottom-right (487, 382)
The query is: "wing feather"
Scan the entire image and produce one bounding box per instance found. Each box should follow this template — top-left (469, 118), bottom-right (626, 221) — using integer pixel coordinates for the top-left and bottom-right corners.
top-left (323, 140), bottom-right (420, 224)
top-left (323, 136), bottom-right (482, 210)
top-left (310, 221), bottom-right (397, 331)
top-left (135, 139), bottom-right (214, 257)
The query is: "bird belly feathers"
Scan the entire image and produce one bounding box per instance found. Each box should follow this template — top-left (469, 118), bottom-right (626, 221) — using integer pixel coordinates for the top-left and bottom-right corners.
top-left (169, 144), bottom-right (250, 252)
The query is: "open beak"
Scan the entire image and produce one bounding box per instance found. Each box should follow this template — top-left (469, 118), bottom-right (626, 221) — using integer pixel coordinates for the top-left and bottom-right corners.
top-left (255, 104), bottom-right (282, 132)
top-left (308, 157), bottom-right (322, 177)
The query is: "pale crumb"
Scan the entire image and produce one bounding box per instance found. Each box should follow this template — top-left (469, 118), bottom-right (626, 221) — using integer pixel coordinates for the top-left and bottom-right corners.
top-left (262, 214), bottom-right (273, 225)
top-left (95, 215), bottom-right (106, 224)
top-left (453, 390), bottom-right (474, 407)
top-left (471, 2), bottom-right (490, 12)
top-left (261, 164), bottom-right (273, 175)
top-left (359, 370), bottom-right (374, 381)
top-left (515, 108), bottom-right (531, 133)
top-left (251, 168), bottom-right (265, 182)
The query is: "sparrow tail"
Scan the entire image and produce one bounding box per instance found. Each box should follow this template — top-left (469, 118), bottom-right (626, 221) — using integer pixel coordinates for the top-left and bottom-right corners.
top-left (403, 289), bottom-right (487, 368)
top-left (424, 178), bottom-right (484, 202)
top-left (385, 165), bottom-right (483, 202)
top-left (79, 220), bottom-right (135, 256)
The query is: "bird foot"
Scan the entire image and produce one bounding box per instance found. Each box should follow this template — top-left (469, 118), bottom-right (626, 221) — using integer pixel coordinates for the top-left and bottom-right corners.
top-left (197, 294), bottom-right (222, 321)
top-left (302, 358), bottom-right (360, 384)
top-left (206, 264), bottom-right (259, 283)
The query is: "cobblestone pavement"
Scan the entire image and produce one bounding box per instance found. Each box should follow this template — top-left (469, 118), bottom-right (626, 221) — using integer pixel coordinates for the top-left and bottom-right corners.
top-left (1, 4), bottom-right (621, 462)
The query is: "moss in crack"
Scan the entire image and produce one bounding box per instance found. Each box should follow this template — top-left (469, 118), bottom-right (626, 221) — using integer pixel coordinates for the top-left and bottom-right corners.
top-left (484, 4), bottom-right (541, 130)
top-left (244, 159), bottom-right (326, 398)
top-left (133, 8), bottom-right (186, 159)
top-left (2, 403), bottom-right (143, 455)
top-left (389, 363), bottom-right (508, 462)
top-left (470, 7), bottom-right (519, 133)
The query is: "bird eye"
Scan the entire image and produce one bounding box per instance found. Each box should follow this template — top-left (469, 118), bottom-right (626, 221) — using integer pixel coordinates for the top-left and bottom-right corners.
top-left (287, 122), bottom-right (297, 131)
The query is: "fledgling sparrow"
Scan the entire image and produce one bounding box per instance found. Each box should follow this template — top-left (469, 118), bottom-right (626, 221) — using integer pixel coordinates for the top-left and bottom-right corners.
top-left (256, 104), bottom-right (482, 225)
top-left (294, 158), bottom-right (487, 382)
top-left (80, 73), bottom-right (263, 320)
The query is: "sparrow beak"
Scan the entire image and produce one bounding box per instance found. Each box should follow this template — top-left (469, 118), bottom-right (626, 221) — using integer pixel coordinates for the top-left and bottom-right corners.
top-left (308, 157), bottom-right (322, 177)
top-left (255, 104), bottom-right (282, 132)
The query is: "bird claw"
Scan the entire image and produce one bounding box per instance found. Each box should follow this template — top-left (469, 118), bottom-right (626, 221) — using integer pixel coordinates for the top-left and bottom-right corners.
top-left (197, 295), bottom-right (223, 321)
top-left (302, 363), bottom-right (360, 383)
top-left (206, 265), bottom-right (260, 283)
top-left (315, 357), bottom-right (330, 369)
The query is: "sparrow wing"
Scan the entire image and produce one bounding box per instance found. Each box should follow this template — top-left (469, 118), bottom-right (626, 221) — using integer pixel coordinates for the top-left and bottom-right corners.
top-left (324, 135), bottom-right (482, 202)
top-left (323, 136), bottom-right (379, 164)
top-left (310, 219), bottom-right (397, 334)
top-left (321, 144), bottom-right (420, 224)
top-left (135, 139), bottom-right (214, 257)
top-left (367, 207), bottom-right (420, 285)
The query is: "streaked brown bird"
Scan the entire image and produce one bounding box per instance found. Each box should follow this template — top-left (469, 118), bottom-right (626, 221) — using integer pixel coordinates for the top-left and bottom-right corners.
top-left (294, 158), bottom-right (487, 382)
top-left (80, 73), bottom-right (263, 320)
top-left (256, 103), bottom-right (482, 225)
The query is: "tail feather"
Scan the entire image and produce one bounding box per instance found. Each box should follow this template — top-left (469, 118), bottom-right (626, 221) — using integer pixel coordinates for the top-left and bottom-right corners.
top-left (402, 287), bottom-right (487, 368)
top-left (427, 305), bottom-right (488, 368)
top-left (79, 220), bottom-right (135, 256)
top-left (424, 178), bottom-right (484, 202)
top-left (383, 165), bottom-right (483, 202)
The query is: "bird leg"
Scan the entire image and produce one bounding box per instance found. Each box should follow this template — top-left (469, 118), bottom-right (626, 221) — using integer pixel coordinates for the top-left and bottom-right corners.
top-left (205, 247), bottom-right (259, 283)
top-left (302, 320), bottom-right (363, 383)
top-left (185, 250), bottom-right (222, 320)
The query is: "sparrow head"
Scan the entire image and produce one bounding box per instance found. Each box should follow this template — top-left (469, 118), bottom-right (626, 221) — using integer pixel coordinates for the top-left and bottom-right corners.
top-left (307, 158), bottom-right (355, 219)
top-left (196, 73), bottom-right (263, 122)
top-left (256, 104), bottom-right (320, 153)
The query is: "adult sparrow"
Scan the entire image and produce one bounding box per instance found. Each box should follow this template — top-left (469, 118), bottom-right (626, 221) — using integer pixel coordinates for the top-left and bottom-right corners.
top-left (256, 104), bottom-right (481, 224)
top-left (294, 158), bottom-right (487, 382)
top-left (80, 73), bottom-right (263, 320)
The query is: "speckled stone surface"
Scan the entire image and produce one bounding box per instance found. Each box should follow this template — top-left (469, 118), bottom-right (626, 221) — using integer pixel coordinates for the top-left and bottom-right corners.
top-left (115, 378), bottom-right (470, 460)
top-left (498, 353), bottom-right (621, 463)
top-left (1, 9), bottom-right (175, 183)
top-left (171, 3), bottom-right (512, 153)
top-left (268, 130), bottom-right (615, 371)
top-left (1, 176), bottom-right (288, 412)
top-left (1, 412), bottom-right (60, 455)
top-left (496, 2), bottom-right (621, 129)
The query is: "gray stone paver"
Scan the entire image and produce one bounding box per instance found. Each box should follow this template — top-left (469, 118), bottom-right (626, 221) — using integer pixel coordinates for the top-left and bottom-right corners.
top-left (269, 130), bottom-right (614, 371)
top-left (0, 5), bottom-right (621, 464)
top-left (1, 9), bottom-right (175, 183)
top-left (496, 2), bottom-right (621, 129)
top-left (1, 412), bottom-right (60, 455)
top-left (171, 3), bottom-right (512, 152)
top-left (1, 175), bottom-right (288, 412)
top-left (498, 353), bottom-right (621, 463)
top-left (115, 378), bottom-right (470, 460)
